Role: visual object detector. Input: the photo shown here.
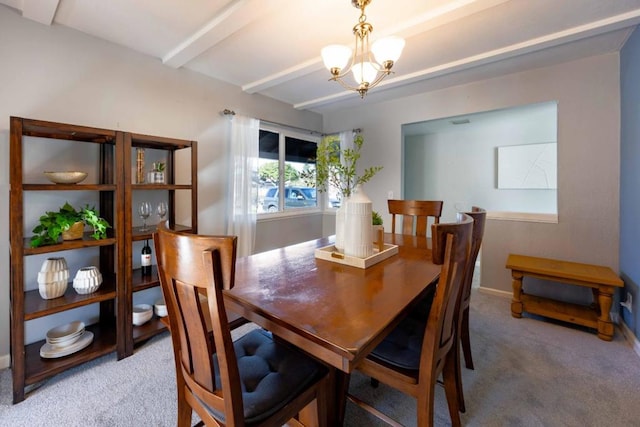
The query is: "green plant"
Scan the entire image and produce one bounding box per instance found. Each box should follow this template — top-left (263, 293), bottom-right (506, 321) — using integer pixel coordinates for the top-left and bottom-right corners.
top-left (372, 211), bottom-right (383, 225)
top-left (316, 134), bottom-right (382, 198)
top-left (152, 162), bottom-right (165, 172)
top-left (30, 202), bottom-right (111, 247)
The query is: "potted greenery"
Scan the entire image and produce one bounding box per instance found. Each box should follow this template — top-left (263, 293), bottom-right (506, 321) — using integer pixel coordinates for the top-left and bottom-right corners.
top-left (316, 134), bottom-right (382, 253)
top-left (149, 161), bottom-right (166, 184)
top-left (30, 202), bottom-right (111, 247)
top-left (316, 134), bottom-right (382, 198)
top-left (372, 210), bottom-right (384, 244)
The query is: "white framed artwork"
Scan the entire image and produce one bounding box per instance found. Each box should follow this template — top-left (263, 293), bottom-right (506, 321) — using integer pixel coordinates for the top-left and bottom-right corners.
top-left (497, 142), bottom-right (557, 189)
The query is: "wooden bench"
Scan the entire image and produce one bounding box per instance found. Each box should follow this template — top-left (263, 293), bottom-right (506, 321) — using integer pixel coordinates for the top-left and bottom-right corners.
top-left (506, 254), bottom-right (623, 341)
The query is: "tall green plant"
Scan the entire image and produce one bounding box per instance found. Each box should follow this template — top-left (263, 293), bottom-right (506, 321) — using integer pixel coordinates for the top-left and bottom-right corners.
top-left (316, 134), bottom-right (382, 198)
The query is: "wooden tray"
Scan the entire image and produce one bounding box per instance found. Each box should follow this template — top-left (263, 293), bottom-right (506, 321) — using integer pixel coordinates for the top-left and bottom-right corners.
top-left (314, 243), bottom-right (399, 269)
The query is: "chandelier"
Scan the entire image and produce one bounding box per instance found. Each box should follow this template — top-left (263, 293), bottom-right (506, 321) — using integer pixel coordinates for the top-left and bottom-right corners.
top-left (321, 0), bottom-right (405, 98)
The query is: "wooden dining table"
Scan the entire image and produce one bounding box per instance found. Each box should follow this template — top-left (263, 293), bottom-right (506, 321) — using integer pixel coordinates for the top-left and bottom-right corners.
top-left (224, 233), bottom-right (440, 425)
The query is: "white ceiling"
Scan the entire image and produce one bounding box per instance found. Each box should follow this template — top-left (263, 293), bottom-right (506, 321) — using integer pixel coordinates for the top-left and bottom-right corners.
top-left (3, 0), bottom-right (640, 114)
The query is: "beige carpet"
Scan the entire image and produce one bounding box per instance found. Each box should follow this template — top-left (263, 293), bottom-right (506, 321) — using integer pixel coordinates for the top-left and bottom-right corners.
top-left (1, 291), bottom-right (639, 426)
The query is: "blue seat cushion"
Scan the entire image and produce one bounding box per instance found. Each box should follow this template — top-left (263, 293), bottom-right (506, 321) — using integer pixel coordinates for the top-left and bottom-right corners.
top-left (370, 315), bottom-right (426, 370)
top-left (208, 328), bottom-right (325, 424)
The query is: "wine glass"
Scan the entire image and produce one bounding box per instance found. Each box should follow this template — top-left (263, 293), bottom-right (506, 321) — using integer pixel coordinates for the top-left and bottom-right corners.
top-left (138, 201), bottom-right (151, 232)
top-left (157, 201), bottom-right (168, 225)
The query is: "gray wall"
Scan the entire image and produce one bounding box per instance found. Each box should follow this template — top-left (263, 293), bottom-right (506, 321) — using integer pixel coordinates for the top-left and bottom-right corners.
top-left (323, 53), bottom-right (620, 302)
top-left (0, 7), bottom-right (323, 363)
top-left (404, 102), bottom-right (558, 221)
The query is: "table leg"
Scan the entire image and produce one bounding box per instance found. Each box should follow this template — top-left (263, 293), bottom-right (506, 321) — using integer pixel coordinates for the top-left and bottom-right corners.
top-left (328, 368), bottom-right (351, 426)
top-left (511, 271), bottom-right (523, 318)
top-left (596, 286), bottom-right (615, 341)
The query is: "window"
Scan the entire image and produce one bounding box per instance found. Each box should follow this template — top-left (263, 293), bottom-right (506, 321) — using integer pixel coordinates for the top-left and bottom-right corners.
top-left (258, 127), bottom-right (319, 214)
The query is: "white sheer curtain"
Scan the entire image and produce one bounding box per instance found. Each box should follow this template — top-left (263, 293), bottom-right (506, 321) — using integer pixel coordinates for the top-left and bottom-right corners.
top-left (226, 115), bottom-right (260, 257)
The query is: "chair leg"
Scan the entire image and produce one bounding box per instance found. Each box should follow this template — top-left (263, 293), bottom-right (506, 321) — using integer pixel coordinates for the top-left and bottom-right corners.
top-left (177, 385), bottom-right (193, 427)
top-left (453, 335), bottom-right (466, 413)
top-left (416, 379), bottom-right (436, 427)
top-left (442, 355), bottom-right (462, 427)
top-left (461, 307), bottom-right (474, 370)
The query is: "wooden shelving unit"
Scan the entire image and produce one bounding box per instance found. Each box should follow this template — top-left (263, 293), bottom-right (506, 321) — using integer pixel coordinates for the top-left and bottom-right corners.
top-left (122, 132), bottom-right (197, 355)
top-left (9, 117), bottom-right (198, 403)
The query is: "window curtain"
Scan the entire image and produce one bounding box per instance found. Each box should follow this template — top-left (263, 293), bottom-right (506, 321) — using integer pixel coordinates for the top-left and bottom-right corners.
top-left (226, 115), bottom-right (260, 257)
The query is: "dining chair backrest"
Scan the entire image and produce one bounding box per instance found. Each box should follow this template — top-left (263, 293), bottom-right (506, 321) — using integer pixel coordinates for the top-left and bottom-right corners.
top-left (388, 199), bottom-right (443, 236)
top-left (154, 223), bottom-right (328, 427)
top-left (351, 213), bottom-right (473, 427)
top-left (426, 212), bottom-right (473, 379)
top-left (459, 206), bottom-right (486, 318)
top-left (154, 224), bottom-right (243, 425)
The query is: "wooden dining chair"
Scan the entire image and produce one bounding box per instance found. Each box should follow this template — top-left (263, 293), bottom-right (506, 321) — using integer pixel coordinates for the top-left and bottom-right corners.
top-left (153, 223), bottom-right (328, 427)
top-left (387, 199), bottom-right (443, 236)
top-left (349, 213), bottom-right (473, 427)
top-left (451, 206), bottom-right (486, 413)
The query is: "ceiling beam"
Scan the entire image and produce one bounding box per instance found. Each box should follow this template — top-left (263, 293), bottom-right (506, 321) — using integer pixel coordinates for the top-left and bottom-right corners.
top-left (22, 0), bottom-right (59, 25)
top-left (162, 0), bottom-right (279, 69)
top-left (294, 9), bottom-right (640, 110)
top-left (243, 0), bottom-right (509, 94)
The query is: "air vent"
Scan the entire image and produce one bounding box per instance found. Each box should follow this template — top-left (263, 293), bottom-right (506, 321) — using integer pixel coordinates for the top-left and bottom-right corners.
top-left (450, 119), bottom-right (470, 125)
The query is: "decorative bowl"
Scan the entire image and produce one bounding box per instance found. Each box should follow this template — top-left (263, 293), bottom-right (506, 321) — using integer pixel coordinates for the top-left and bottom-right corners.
top-left (44, 171), bottom-right (88, 184)
top-left (132, 304), bottom-right (153, 326)
top-left (73, 266), bottom-right (102, 294)
top-left (154, 299), bottom-right (168, 317)
top-left (46, 321), bottom-right (85, 342)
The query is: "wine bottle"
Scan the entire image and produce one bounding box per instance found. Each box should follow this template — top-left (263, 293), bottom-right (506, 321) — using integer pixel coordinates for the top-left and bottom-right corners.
top-left (141, 239), bottom-right (152, 276)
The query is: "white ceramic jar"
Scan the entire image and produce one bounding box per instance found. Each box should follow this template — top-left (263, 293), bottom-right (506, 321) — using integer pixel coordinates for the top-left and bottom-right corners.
top-left (37, 257), bottom-right (69, 299)
top-left (344, 185), bottom-right (373, 258)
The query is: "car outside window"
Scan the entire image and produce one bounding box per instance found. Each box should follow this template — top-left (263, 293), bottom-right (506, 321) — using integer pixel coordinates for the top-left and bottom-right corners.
top-left (258, 127), bottom-right (320, 214)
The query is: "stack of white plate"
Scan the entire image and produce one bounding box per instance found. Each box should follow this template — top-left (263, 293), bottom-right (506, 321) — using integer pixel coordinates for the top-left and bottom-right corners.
top-left (40, 321), bottom-right (94, 359)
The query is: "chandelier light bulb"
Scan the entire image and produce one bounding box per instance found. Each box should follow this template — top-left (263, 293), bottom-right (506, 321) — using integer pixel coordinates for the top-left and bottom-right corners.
top-left (321, 45), bottom-right (353, 74)
top-left (372, 36), bottom-right (405, 65)
top-left (351, 61), bottom-right (378, 85)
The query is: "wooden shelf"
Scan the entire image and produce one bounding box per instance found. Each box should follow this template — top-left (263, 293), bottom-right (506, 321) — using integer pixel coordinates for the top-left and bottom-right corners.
top-left (24, 278), bottom-right (117, 320)
top-left (133, 316), bottom-right (168, 343)
top-left (131, 267), bottom-right (160, 292)
top-left (23, 184), bottom-right (117, 191)
top-left (520, 293), bottom-right (598, 329)
top-left (23, 235), bottom-right (116, 255)
top-left (24, 323), bottom-right (117, 386)
top-left (10, 116), bottom-right (197, 403)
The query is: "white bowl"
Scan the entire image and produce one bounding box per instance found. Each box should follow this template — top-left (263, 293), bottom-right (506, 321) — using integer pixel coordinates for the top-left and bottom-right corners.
top-left (44, 171), bottom-right (88, 184)
top-left (38, 280), bottom-right (68, 299)
top-left (40, 257), bottom-right (68, 272)
top-left (46, 321), bottom-right (85, 341)
top-left (132, 304), bottom-right (153, 326)
top-left (154, 299), bottom-right (168, 317)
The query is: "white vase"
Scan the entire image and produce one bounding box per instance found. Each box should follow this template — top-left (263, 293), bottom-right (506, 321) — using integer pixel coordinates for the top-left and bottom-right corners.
top-left (344, 185), bottom-right (373, 258)
top-left (38, 257), bottom-right (69, 300)
top-left (334, 197), bottom-right (348, 253)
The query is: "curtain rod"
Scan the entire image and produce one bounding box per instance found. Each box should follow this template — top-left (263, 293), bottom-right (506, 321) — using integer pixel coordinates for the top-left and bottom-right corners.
top-left (222, 109), bottom-right (361, 136)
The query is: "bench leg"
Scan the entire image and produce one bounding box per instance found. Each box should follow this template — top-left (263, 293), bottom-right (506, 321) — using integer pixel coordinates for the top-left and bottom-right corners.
top-left (596, 287), bottom-right (615, 341)
top-left (511, 271), bottom-right (523, 318)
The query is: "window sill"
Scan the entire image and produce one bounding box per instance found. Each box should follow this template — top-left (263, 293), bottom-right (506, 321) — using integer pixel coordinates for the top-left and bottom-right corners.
top-left (487, 211), bottom-right (558, 223)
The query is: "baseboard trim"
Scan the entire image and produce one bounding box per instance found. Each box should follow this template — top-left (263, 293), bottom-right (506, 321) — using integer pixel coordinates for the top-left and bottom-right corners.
top-left (0, 354), bottom-right (10, 370)
top-left (478, 286), bottom-right (512, 299)
top-left (619, 321), bottom-right (640, 360)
